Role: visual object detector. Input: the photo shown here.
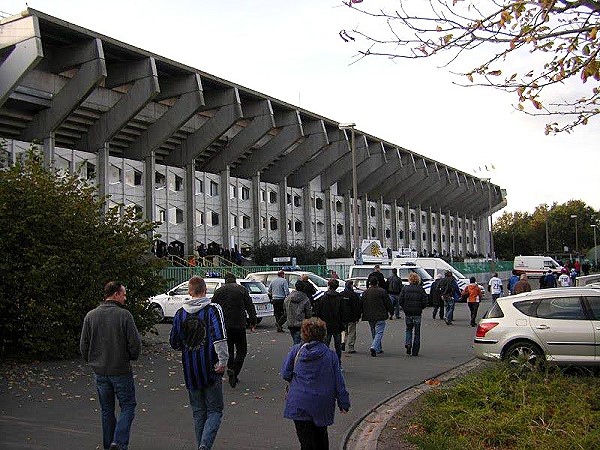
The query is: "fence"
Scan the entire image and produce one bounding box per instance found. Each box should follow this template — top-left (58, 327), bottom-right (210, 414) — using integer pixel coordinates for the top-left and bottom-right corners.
top-left (160, 261), bottom-right (515, 290)
top-left (160, 265), bottom-right (331, 289)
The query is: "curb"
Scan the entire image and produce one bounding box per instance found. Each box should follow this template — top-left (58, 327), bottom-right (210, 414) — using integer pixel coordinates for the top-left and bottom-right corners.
top-left (340, 358), bottom-right (485, 450)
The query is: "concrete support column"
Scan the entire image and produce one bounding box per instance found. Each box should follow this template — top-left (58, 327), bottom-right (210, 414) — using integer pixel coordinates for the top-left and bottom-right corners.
top-left (462, 214), bottom-right (468, 256)
top-left (144, 152), bottom-right (156, 223)
top-left (361, 196), bottom-right (368, 241)
top-left (343, 192), bottom-right (352, 252)
top-left (43, 133), bottom-right (55, 170)
top-left (391, 200), bottom-right (399, 251)
top-left (416, 205), bottom-right (423, 255)
top-left (97, 143), bottom-right (110, 213)
top-left (437, 208), bottom-right (443, 256)
top-left (278, 178), bottom-right (288, 246)
top-left (252, 174), bottom-right (261, 248)
top-left (377, 197), bottom-right (384, 246)
top-left (426, 207), bottom-right (433, 256)
top-left (302, 186), bottom-right (312, 247)
top-left (185, 161), bottom-right (197, 255)
top-left (220, 167), bottom-right (231, 251)
top-left (445, 211), bottom-right (452, 257)
top-left (454, 212), bottom-right (460, 257)
top-left (404, 202), bottom-right (411, 250)
top-left (324, 187), bottom-right (333, 251)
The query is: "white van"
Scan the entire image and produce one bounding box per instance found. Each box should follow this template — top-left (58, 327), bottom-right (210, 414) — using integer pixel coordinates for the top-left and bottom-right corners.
top-left (513, 256), bottom-right (563, 278)
top-left (391, 257), bottom-right (483, 295)
top-left (347, 263), bottom-right (434, 295)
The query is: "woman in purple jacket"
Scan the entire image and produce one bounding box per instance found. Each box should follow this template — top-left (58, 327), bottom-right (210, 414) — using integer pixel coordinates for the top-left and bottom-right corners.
top-left (282, 317), bottom-right (350, 449)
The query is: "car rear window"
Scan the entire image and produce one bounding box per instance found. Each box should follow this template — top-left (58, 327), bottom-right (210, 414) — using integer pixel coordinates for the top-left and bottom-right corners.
top-left (513, 299), bottom-right (539, 317)
top-left (585, 296), bottom-right (600, 319)
top-left (484, 302), bottom-right (504, 319)
top-left (241, 281), bottom-right (267, 294)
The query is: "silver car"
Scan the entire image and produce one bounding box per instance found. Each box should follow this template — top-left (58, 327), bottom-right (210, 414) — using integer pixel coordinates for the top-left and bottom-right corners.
top-left (149, 278), bottom-right (273, 323)
top-left (473, 288), bottom-right (600, 367)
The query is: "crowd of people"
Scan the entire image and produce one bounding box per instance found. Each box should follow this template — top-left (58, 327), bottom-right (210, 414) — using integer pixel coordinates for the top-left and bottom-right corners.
top-left (84, 259), bottom-right (596, 450)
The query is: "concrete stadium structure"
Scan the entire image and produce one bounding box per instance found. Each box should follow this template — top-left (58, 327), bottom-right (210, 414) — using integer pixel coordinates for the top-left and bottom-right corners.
top-left (0, 9), bottom-right (506, 258)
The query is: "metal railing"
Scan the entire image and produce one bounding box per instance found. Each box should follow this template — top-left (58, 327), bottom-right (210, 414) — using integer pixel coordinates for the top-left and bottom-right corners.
top-left (160, 264), bottom-right (331, 289)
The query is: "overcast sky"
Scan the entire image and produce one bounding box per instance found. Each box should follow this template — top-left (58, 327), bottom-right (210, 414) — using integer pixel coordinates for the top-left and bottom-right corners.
top-left (4, 0), bottom-right (599, 215)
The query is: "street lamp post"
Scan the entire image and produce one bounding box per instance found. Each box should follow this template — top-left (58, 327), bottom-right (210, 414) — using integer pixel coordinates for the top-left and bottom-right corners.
top-left (339, 123), bottom-right (359, 262)
top-left (592, 224), bottom-right (598, 269)
top-left (570, 214), bottom-right (578, 255)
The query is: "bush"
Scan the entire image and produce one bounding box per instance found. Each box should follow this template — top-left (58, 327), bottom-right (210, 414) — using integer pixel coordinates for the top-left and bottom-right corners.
top-left (0, 148), bottom-right (166, 360)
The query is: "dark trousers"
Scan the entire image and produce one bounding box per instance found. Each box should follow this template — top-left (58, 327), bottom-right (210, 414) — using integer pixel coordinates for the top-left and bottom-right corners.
top-left (432, 298), bottom-right (444, 319)
top-left (294, 420), bottom-right (329, 450)
top-left (272, 299), bottom-right (286, 330)
top-left (325, 332), bottom-right (342, 363)
top-left (226, 328), bottom-right (247, 376)
top-left (468, 302), bottom-right (480, 326)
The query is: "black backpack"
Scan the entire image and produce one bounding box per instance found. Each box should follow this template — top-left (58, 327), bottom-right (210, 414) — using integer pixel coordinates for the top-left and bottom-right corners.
top-left (181, 308), bottom-right (209, 351)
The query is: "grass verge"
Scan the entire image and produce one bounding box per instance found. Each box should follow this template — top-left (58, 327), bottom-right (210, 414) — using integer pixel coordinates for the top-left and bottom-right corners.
top-left (406, 364), bottom-right (600, 450)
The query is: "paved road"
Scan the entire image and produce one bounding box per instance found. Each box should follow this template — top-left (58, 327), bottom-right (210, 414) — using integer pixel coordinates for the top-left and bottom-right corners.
top-left (0, 300), bottom-right (486, 450)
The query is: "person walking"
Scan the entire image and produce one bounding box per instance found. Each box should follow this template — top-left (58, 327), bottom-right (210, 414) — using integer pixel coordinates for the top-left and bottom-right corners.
top-left (80, 281), bottom-right (141, 450)
top-left (341, 280), bottom-right (362, 354)
top-left (361, 275), bottom-right (393, 357)
top-left (488, 272), bottom-right (503, 302)
top-left (315, 278), bottom-right (345, 364)
top-left (369, 264), bottom-right (387, 289)
top-left (462, 276), bottom-right (484, 327)
top-left (438, 271), bottom-right (459, 325)
top-left (211, 272), bottom-right (257, 388)
top-left (386, 267), bottom-right (403, 319)
top-left (544, 270), bottom-right (557, 288)
top-left (558, 268), bottom-right (572, 287)
top-left (507, 270), bottom-right (520, 295)
top-left (430, 273), bottom-right (444, 320)
top-left (268, 270), bottom-right (290, 332)
top-left (514, 274), bottom-right (532, 294)
top-left (398, 273), bottom-right (428, 357)
top-left (284, 280), bottom-right (312, 345)
top-left (282, 318), bottom-right (350, 450)
top-left (297, 273), bottom-right (318, 314)
top-left (169, 276), bottom-right (229, 450)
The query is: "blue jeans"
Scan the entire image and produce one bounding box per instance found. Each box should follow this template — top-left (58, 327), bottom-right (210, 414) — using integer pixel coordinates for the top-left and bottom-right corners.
top-left (325, 332), bottom-right (342, 363)
top-left (289, 327), bottom-right (301, 345)
top-left (188, 380), bottom-right (224, 449)
top-left (444, 296), bottom-right (456, 323)
top-left (369, 320), bottom-right (386, 353)
top-left (94, 373), bottom-right (136, 450)
top-left (405, 315), bottom-right (422, 356)
top-left (389, 294), bottom-right (401, 318)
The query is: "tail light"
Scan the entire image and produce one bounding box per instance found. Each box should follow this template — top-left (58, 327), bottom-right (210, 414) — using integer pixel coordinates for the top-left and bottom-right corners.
top-left (475, 322), bottom-right (499, 338)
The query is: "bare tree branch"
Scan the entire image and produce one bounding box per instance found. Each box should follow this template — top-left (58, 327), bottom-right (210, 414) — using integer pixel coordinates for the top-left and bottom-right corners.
top-left (340, 0), bottom-right (600, 134)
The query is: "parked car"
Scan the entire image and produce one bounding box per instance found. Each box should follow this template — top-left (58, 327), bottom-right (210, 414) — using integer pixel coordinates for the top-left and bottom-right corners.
top-left (244, 270), bottom-right (349, 300)
top-left (473, 287), bottom-right (600, 368)
top-left (148, 278), bottom-right (272, 323)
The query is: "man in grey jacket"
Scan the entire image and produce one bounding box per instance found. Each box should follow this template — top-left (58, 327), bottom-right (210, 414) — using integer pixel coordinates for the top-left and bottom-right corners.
top-left (268, 270), bottom-right (290, 332)
top-left (80, 281), bottom-right (141, 450)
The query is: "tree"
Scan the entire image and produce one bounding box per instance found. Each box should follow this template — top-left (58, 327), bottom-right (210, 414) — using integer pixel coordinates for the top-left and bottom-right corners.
top-left (493, 199), bottom-right (598, 259)
top-left (0, 147), bottom-right (167, 360)
top-left (340, 0), bottom-right (600, 134)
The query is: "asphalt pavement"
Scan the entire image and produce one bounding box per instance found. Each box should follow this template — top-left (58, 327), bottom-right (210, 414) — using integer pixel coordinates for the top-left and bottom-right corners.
top-left (0, 300), bottom-right (486, 450)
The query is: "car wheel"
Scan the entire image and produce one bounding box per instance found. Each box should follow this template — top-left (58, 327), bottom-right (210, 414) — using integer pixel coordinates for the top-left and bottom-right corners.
top-left (503, 340), bottom-right (544, 371)
top-left (151, 304), bottom-right (165, 323)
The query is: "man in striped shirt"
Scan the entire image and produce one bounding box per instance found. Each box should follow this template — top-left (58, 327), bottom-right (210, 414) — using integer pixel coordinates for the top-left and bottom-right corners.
top-left (170, 276), bottom-right (228, 450)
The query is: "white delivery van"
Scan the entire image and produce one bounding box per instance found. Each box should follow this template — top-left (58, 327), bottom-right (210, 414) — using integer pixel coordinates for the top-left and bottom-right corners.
top-left (347, 263), bottom-right (434, 295)
top-left (390, 257), bottom-right (483, 296)
top-left (513, 256), bottom-right (563, 278)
